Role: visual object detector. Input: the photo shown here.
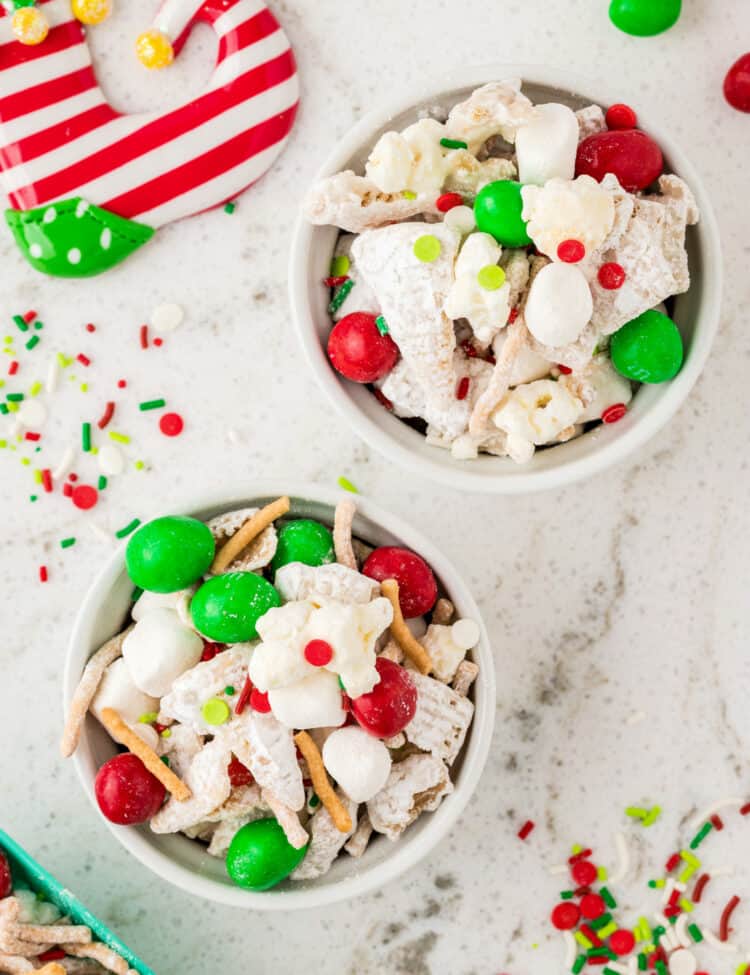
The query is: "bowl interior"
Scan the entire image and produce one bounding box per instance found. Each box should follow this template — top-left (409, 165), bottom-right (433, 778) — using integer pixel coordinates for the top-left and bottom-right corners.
top-left (67, 489), bottom-right (495, 909)
top-left (293, 71), bottom-right (720, 491)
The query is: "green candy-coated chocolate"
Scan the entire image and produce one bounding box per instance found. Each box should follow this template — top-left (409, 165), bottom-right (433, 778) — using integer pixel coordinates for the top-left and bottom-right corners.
top-left (125, 516), bottom-right (215, 593)
top-left (271, 519), bottom-right (335, 573)
top-left (190, 571), bottom-right (280, 642)
top-left (610, 310), bottom-right (684, 384)
top-left (608, 0), bottom-right (681, 37)
top-left (473, 180), bottom-right (532, 248)
top-left (226, 819), bottom-right (308, 890)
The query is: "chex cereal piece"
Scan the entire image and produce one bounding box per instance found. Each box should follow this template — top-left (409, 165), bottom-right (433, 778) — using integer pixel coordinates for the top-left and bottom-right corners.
top-left (404, 672), bottom-right (474, 765)
top-left (61, 943), bottom-right (129, 975)
top-left (151, 737), bottom-right (231, 833)
top-left (345, 812), bottom-right (374, 858)
top-left (261, 788), bottom-right (310, 850)
top-left (333, 497), bottom-right (357, 570)
top-left (469, 318), bottom-right (531, 437)
top-left (291, 789), bottom-right (358, 880)
top-left (443, 152), bottom-right (516, 199)
top-left (157, 724), bottom-right (204, 779)
top-left (0, 959), bottom-right (34, 974)
top-left (207, 507), bottom-right (278, 573)
top-left (222, 711), bottom-right (305, 811)
top-left (452, 659), bottom-right (479, 697)
top-left (100, 708), bottom-right (191, 801)
top-left (420, 624), bottom-right (469, 682)
top-left (210, 497), bottom-right (289, 574)
top-left (274, 561), bottom-right (379, 605)
top-left (444, 79), bottom-right (535, 152)
top-left (294, 731), bottom-right (352, 833)
top-left (381, 580), bottom-right (433, 674)
top-left (503, 249), bottom-right (532, 309)
top-left (432, 598), bottom-right (455, 625)
top-left (576, 104), bottom-right (607, 140)
top-left (303, 171), bottom-right (433, 234)
top-left (207, 816), bottom-right (259, 858)
top-left (368, 753), bottom-right (453, 840)
top-left (159, 645), bottom-right (254, 733)
top-left (60, 626), bottom-right (132, 758)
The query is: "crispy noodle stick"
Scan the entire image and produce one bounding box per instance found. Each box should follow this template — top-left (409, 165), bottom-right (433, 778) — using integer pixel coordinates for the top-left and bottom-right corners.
top-left (61, 943), bottom-right (129, 975)
top-left (260, 789), bottom-right (309, 850)
top-left (60, 626), bottom-right (133, 758)
top-left (99, 708), bottom-right (191, 802)
top-left (293, 732), bottom-right (352, 834)
top-left (211, 496), bottom-right (290, 574)
top-left (0, 956), bottom-right (33, 974)
top-left (432, 598), bottom-right (454, 625)
top-left (36, 965), bottom-right (66, 975)
top-left (380, 580), bottom-right (432, 675)
top-left (333, 497), bottom-right (357, 570)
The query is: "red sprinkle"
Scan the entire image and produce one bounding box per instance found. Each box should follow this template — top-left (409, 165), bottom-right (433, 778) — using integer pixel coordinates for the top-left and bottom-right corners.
top-left (507, 307), bottom-right (519, 325)
top-left (740, 802), bottom-right (750, 815)
top-left (578, 923), bottom-right (602, 948)
top-left (557, 364), bottom-right (572, 375)
top-left (665, 905), bottom-right (681, 919)
top-left (71, 484), bottom-right (98, 510)
top-left (606, 103), bottom-right (638, 130)
top-left (227, 756), bottom-right (254, 788)
top-left (710, 814), bottom-right (724, 831)
top-left (8, 360), bottom-right (18, 375)
top-left (568, 848), bottom-right (593, 864)
top-left (39, 565), bottom-right (48, 582)
top-left (234, 676), bottom-right (253, 715)
top-left (139, 324), bottom-right (149, 349)
top-left (23, 310), bottom-right (37, 324)
top-left (41, 468), bottom-right (52, 493)
top-left (551, 902), bottom-right (580, 930)
top-left (598, 262), bottom-right (626, 290)
top-left (324, 275), bottom-right (349, 287)
top-left (571, 860), bottom-right (598, 887)
top-left (668, 887), bottom-right (681, 909)
top-left (200, 642), bottom-right (224, 662)
top-left (85, 323), bottom-right (96, 333)
top-left (517, 820), bottom-right (535, 841)
top-left (250, 688), bottom-right (271, 713)
top-left (436, 192), bottom-right (464, 213)
top-left (719, 895), bottom-right (740, 941)
top-left (76, 353), bottom-right (91, 367)
top-left (159, 412), bottom-right (184, 437)
top-left (585, 956), bottom-right (609, 966)
top-left (117, 379), bottom-right (127, 388)
top-left (557, 239), bottom-right (586, 263)
top-left (38, 949), bottom-right (66, 961)
top-left (63, 482), bottom-right (73, 497)
top-left (579, 893), bottom-right (606, 920)
top-left (693, 873), bottom-right (710, 904)
top-left (609, 930), bottom-right (635, 956)
top-left (602, 403), bottom-right (628, 424)
top-left (68, 472), bottom-right (78, 482)
top-left (25, 431), bottom-right (40, 442)
top-left (97, 401), bottom-right (115, 430)
top-left (373, 388), bottom-right (393, 411)
top-left (304, 639), bottom-right (334, 667)
top-left (456, 376), bottom-right (470, 401)
top-left (665, 852), bottom-right (681, 872)
top-left (154, 723), bottom-right (168, 735)
top-left (154, 337), bottom-right (163, 347)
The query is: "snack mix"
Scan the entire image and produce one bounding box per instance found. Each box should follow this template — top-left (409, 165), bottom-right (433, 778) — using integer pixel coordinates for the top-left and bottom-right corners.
top-left (304, 79), bottom-right (699, 463)
top-left (61, 497), bottom-right (481, 891)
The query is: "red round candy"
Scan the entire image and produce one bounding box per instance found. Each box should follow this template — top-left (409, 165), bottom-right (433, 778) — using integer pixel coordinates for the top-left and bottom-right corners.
top-left (551, 902), bottom-right (581, 930)
top-left (94, 753), bottom-right (166, 825)
top-left (159, 412), bottom-right (184, 437)
top-left (227, 756), bottom-right (254, 788)
top-left (609, 929), bottom-right (636, 955)
top-left (601, 403), bottom-right (628, 424)
top-left (724, 53), bottom-right (750, 113)
top-left (0, 851), bottom-right (12, 899)
top-left (436, 192), bottom-right (464, 212)
top-left (304, 639), bottom-right (333, 666)
top-left (557, 239), bottom-right (586, 263)
top-left (71, 484), bottom-right (98, 510)
top-left (362, 546), bottom-right (437, 618)
top-left (327, 312), bottom-right (400, 383)
top-left (576, 130), bottom-right (663, 192)
top-left (606, 103), bottom-right (638, 130)
top-left (598, 262), bottom-right (626, 290)
top-left (571, 860), bottom-right (598, 887)
top-left (579, 893), bottom-right (606, 920)
top-left (351, 657), bottom-right (417, 738)
top-left (250, 688), bottom-right (271, 713)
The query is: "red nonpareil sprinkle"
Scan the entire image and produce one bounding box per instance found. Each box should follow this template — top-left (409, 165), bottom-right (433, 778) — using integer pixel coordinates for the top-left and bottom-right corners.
top-left (71, 484), bottom-right (98, 510)
top-left (710, 814), bottom-right (724, 831)
top-left (609, 930), bottom-right (635, 956)
top-left (41, 468), bottom-right (52, 493)
top-left (579, 893), bottom-right (605, 920)
top-left (38, 948), bottom-right (66, 961)
top-left (571, 860), bottom-right (598, 887)
top-left (606, 103), bottom-right (638, 130)
top-left (97, 401), bottom-right (115, 430)
top-left (23, 310), bottom-right (37, 324)
top-left (373, 388), bottom-right (393, 411)
top-left (598, 262), bottom-right (626, 290)
top-left (154, 723), bottom-right (169, 735)
top-left (557, 364), bottom-right (572, 375)
top-left (602, 403), bottom-right (627, 424)
top-left (117, 379), bottom-right (127, 389)
top-left (250, 688), bottom-right (271, 713)
top-left (665, 852), bottom-right (681, 872)
top-left (456, 376), bottom-right (470, 401)
top-left (324, 275), bottom-right (349, 287)
top-left (693, 873), bottom-right (710, 903)
top-left (8, 360), bottom-right (18, 375)
top-left (435, 192), bottom-right (464, 212)
top-left (507, 307), bottom-right (519, 325)
top-left (201, 642), bottom-right (223, 662)
top-left (139, 324), bottom-right (149, 349)
top-left (154, 337), bottom-right (163, 347)
top-left (304, 639), bottom-right (334, 667)
top-left (557, 239), bottom-right (586, 263)
top-left (550, 902), bottom-right (580, 930)
top-left (517, 820), bottom-right (535, 840)
top-left (38, 565), bottom-right (48, 582)
top-left (25, 431), bottom-right (40, 442)
top-left (740, 802), bottom-right (750, 815)
top-left (719, 895), bottom-right (740, 941)
top-left (76, 353), bottom-right (91, 367)
top-left (85, 323), bottom-right (96, 333)
top-left (63, 482), bottom-right (73, 497)
top-left (235, 676), bottom-right (253, 715)
top-left (568, 848), bottom-right (593, 864)
top-left (68, 472), bottom-right (78, 482)
top-left (159, 412), bottom-right (184, 437)
top-left (578, 924), bottom-right (602, 948)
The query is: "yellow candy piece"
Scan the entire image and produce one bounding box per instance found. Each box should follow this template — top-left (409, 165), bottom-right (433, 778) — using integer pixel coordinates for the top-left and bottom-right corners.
top-left (12, 6), bottom-right (49, 45)
top-left (135, 28), bottom-right (174, 70)
top-left (71, 0), bottom-right (112, 25)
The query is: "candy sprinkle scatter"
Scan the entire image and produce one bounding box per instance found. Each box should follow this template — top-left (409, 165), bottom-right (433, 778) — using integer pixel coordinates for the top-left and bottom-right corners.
top-left (328, 278), bottom-right (354, 315)
top-left (38, 565), bottom-right (48, 582)
top-left (518, 820), bottom-right (535, 841)
top-left (139, 398), bottom-right (166, 411)
top-left (413, 234), bottom-right (442, 263)
top-left (159, 412), bottom-right (184, 437)
top-left (115, 518), bottom-right (142, 539)
top-left (60, 537), bottom-right (76, 549)
top-left (337, 476), bottom-right (359, 493)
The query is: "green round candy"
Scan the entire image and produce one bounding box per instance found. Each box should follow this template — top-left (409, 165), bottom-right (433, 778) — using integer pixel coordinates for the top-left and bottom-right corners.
top-left (226, 818), bottom-right (308, 890)
top-left (474, 180), bottom-right (532, 248)
top-left (190, 572), bottom-right (281, 642)
top-left (125, 516), bottom-right (215, 593)
top-left (610, 310), bottom-right (684, 383)
top-left (271, 519), bottom-right (335, 573)
top-left (609, 0), bottom-right (681, 36)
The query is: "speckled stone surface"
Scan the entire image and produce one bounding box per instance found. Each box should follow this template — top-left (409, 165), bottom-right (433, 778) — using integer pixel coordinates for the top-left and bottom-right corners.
top-left (0, 1), bottom-right (749, 973)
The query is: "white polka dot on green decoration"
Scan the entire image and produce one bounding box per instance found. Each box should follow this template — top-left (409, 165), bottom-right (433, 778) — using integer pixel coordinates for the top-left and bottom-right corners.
top-left (477, 264), bottom-right (506, 291)
top-left (67, 248), bottom-right (82, 265)
top-left (413, 234), bottom-right (441, 263)
top-left (29, 243), bottom-right (42, 259)
top-left (43, 207), bottom-right (56, 224)
top-left (75, 200), bottom-right (89, 218)
top-left (100, 228), bottom-right (112, 250)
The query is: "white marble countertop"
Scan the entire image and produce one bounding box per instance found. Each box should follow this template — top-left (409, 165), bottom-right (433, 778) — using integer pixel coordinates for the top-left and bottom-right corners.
top-left (1, 1), bottom-right (749, 973)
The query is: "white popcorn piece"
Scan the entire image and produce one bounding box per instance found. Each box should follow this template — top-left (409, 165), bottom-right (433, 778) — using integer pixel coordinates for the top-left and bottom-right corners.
top-left (576, 104), bottom-right (607, 141)
top-left (303, 171), bottom-right (433, 234)
top-left (322, 727), bottom-right (392, 803)
top-left (131, 587), bottom-right (194, 623)
top-left (521, 175), bottom-right (616, 260)
top-left (368, 753), bottom-right (453, 840)
top-left (151, 738), bottom-right (232, 834)
top-left (443, 152), bottom-right (516, 199)
top-left (445, 79), bottom-right (536, 152)
top-left (404, 672), bottom-right (474, 765)
top-left (157, 724), bottom-right (204, 779)
top-left (122, 609), bottom-right (204, 698)
top-left (207, 507), bottom-right (277, 573)
top-left (524, 263), bottom-right (593, 347)
top-left (330, 234), bottom-right (380, 321)
top-left (274, 561), bottom-right (379, 606)
top-left (221, 710), bottom-right (305, 811)
top-left (445, 233), bottom-right (510, 347)
top-left (419, 618), bottom-right (478, 683)
top-left (516, 103), bottom-right (579, 186)
top-left (159, 644), bottom-right (254, 733)
top-left (366, 118), bottom-right (447, 196)
top-left (291, 790), bottom-right (358, 880)
top-left (268, 670), bottom-right (347, 730)
top-left (492, 378), bottom-right (584, 460)
top-left (90, 659), bottom-right (159, 734)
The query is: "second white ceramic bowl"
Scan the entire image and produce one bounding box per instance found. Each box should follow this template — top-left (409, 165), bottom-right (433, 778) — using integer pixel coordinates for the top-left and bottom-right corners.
top-left (289, 64), bottom-right (722, 494)
top-left (64, 483), bottom-right (495, 910)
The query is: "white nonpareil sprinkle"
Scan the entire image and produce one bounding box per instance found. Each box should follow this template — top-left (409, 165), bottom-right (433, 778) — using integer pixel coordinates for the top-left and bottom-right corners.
top-left (52, 444), bottom-right (76, 480)
top-left (548, 864), bottom-right (568, 875)
top-left (17, 398), bottom-right (47, 428)
top-left (97, 443), bottom-right (125, 476)
top-left (151, 302), bottom-right (184, 333)
top-left (675, 913), bottom-right (692, 949)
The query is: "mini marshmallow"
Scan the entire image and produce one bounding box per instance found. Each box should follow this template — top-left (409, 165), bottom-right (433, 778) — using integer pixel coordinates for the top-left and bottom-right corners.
top-left (515, 103), bottom-right (579, 185)
top-left (269, 670), bottom-right (347, 730)
top-left (366, 118), bottom-right (447, 196)
top-left (420, 620), bottom-right (477, 683)
top-left (492, 379), bottom-right (584, 453)
top-left (524, 262), bottom-right (593, 347)
top-left (522, 176), bottom-right (615, 260)
top-left (444, 233), bottom-right (510, 346)
top-left (131, 587), bottom-right (194, 623)
top-left (322, 727), bottom-right (392, 803)
top-left (451, 619), bottom-right (480, 649)
top-left (122, 608), bottom-right (204, 697)
top-left (91, 658), bottom-right (160, 729)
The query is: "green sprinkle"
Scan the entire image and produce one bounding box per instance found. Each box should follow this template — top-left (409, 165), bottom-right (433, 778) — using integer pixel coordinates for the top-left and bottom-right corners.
top-left (108, 431), bottom-right (130, 444)
top-left (587, 948), bottom-right (615, 960)
top-left (655, 962), bottom-right (667, 975)
top-left (574, 932), bottom-right (592, 950)
top-left (597, 922), bottom-right (617, 940)
top-left (6, 392), bottom-right (23, 402)
top-left (413, 234), bottom-right (441, 263)
top-left (689, 821), bottom-right (713, 849)
top-left (642, 806), bottom-right (662, 826)
top-left (603, 968), bottom-right (620, 975)
top-left (638, 954), bottom-right (647, 971)
top-left (160, 728), bottom-right (171, 738)
top-left (688, 923), bottom-right (703, 943)
top-left (25, 335), bottom-right (39, 351)
top-left (328, 278), bottom-right (354, 315)
top-left (98, 475), bottom-right (107, 490)
top-left (12, 315), bottom-right (28, 332)
top-left (330, 254), bottom-right (350, 277)
top-left (135, 460), bottom-right (145, 470)
top-left (560, 890), bottom-right (575, 900)
top-left (375, 315), bottom-right (390, 335)
top-left (600, 887), bottom-right (616, 909)
top-left (225, 686), bottom-right (235, 696)
top-left (401, 190), bottom-right (417, 199)
top-left (440, 137), bottom-right (468, 149)
top-left (0, 403), bottom-right (7, 415)
top-left (116, 518), bottom-right (141, 539)
top-left (224, 201), bottom-right (236, 214)
top-left (60, 537), bottom-right (76, 549)
top-left (160, 755), bottom-right (170, 766)
top-left (29, 495), bottom-right (37, 502)
top-left (34, 320), bottom-right (43, 330)
top-left (139, 398), bottom-right (166, 411)
top-left (309, 794), bottom-right (320, 808)
top-left (82, 422), bottom-right (91, 452)
top-left (29, 381), bottom-right (41, 396)
top-left (477, 264), bottom-right (506, 291)
top-left (138, 712), bottom-right (158, 724)
top-left (572, 956), bottom-right (586, 975)
top-left (652, 926), bottom-right (666, 944)
top-left (625, 806), bottom-right (648, 819)
top-left (337, 475), bottom-right (358, 493)
top-left (590, 913), bottom-right (612, 930)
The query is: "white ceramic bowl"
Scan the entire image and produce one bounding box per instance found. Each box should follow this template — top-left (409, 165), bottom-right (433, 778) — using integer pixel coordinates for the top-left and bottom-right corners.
top-left (64, 483), bottom-right (495, 910)
top-left (289, 64), bottom-right (722, 494)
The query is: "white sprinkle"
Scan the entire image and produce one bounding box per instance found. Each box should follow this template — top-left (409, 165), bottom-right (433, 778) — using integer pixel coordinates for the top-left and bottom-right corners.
top-left (451, 618), bottom-right (480, 649)
top-left (711, 865), bottom-right (736, 878)
top-left (151, 302), bottom-right (184, 333)
top-left (690, 796), bottom-right (745, 831)
top-left (29, 242), bottom-right (43, 259)
top-left (626, 710), bottom-right (646, 726)
top-left (17, 398), bottom-right (47, 428)
top-left (668, 948), bottom-right (697, 975)
top-left (443, 204), bottom-right (476, 235)
top-left (67, 247), bottom-right (82, 265)
top-left (562, 931), bottom-right (576, 969)
top-left (608, 831), bottom-right (630, 885)
top-left (46, 356), bottom-right (60, 393)
top-left (52, 445), bottom-right (76, 481)
top-left (548, 863), bottom-right (568, 876)
top-left (702, 928), bottom-right (739, 953)
top-left (627, 959), bottom-right (638, 975)
top-left (100, 227), bottom-right (112, 250)
top-left (226, 428), bottom-right (242, 444)
top-left (97, 443), bottom-right (125, 476)
top-left (675, 913), bottom-right (692, 949)
top-left (88, 520), bottom-right (112, 542)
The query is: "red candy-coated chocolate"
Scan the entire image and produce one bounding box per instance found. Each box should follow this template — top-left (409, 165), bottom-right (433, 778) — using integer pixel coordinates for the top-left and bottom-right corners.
top-left (557, 239), bottom-right (586, 263)
top-left (351, 658), bottom-right (417, 738)
top-left (0, 851), bottom-right (11, 898)
top-left (436, 192), bottom-right (464, 212)
top-left (724, 53), bottom-right (750, 112)
top-left (609, 930), bottom-right (635, 955)
top-left (71, 484), bottom-right (98, 510)
top-left (94, 753), bottom-right (166, 825)
top-left (551, 902), bottom-right (580, 930)
top-left (250, 688), bottom-right (271, 713)
top-left (571, 860), bottom-right (598, 887)
top-left (606, 103), bottom-right (638, 130)
top-left (579, 893), bottom-right (606, 920)
top-left (304, 639), bottom-right (333, 666)
top-left (598, 262), bottom-right (626, 290)
top-left (327, 313), bottom-right (400, 383)
top-left (576, 130), bottom-right (663, 192)
top-left (362, 546), bottom-right (437, 618)
top-left (159, 412), bottom-right (184, 437)
top-left (227, 756), bottom-right (254, 788)
top-left (601, 403), bottom-right (628, 424)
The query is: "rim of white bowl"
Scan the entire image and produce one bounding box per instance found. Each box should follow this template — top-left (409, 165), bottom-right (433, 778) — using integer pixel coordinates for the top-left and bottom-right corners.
top-left (289, 62), bottom-right (723, 494)
top-left (64, 483), bottom-right (496, 910)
